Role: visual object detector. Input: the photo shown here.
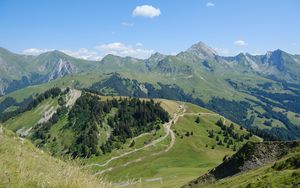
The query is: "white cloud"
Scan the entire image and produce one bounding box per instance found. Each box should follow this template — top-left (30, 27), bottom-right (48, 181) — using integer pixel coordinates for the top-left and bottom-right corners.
top-left (214, 48), bottom-right (230, 55)
top-left (22, 48), bottom-right (53, 55)
top-left (133, 5), bottom-right (161, 18)
top-left (61, 48), bottom-right (102, 61)
top-left (22, 42), bottom-right (153, 60)
top-left (121, 22), bottom-right (134, 27)
top-left (206, 2), bottom-right (215, 7)
top-left (23, 48), bottom-right (102, 60)
top-left (234, 40), bottom-right (248, 46)
top-left (252, 52), bottom-right (263, 56)
top-left (96, 42), bottom-right (154, 59)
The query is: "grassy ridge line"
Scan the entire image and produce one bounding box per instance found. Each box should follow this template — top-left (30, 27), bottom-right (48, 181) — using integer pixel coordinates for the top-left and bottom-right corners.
top-left (0, 127), bottom-right (110, 188)
top-left (88, 101), bottom-right (261, 187)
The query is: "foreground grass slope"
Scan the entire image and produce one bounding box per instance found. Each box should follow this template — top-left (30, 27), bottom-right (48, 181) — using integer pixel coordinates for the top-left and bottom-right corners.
top-left (0, 127), bottom-right (109, 188)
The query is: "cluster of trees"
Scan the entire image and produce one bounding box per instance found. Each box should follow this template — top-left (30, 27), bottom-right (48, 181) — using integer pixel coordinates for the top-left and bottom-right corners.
top-left (15, 88), bottom-right (169, 158)
top-left (206, 97), bottom-right (250, 127)
top-left (66, 93), bottom-right (169, 157)
top-left (216, 119), bottom-right (252, 141)
top-left (245, 126), bottom-right (280, 141)
top-left (0, 87), bottom-right (62, 122)
top-left (68, 93), bottom-right (110, 157)
top-left (207, 119), bottom-right (253, 151)
top-left (101, 98), bottom-right (169, 154)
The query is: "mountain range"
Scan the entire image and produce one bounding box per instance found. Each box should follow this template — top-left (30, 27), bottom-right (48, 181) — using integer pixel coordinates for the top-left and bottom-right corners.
top-left (1, 42), bottom-right (300, 95)
top-left (1, 42), bottom-right (300, 141)
top-left (1, 41), bottom-right (300, 187)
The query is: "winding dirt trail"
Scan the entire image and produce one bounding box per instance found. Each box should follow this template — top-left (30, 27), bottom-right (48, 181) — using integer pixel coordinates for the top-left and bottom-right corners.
top-left (86, 104), bottom-right (186, 170)
top-left (90, 105), bottom-right (228, 176)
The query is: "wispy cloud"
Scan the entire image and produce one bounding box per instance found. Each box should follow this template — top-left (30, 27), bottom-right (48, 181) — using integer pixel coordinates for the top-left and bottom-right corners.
top-left (133, 5), bottom-right (161, 18)
top-left (61, 48), bottom-right (102, 61)
top-left (23, 42), bottom-right (154, 60)
top-left (206, 2), bottom-right (215, 7)
top-left (121, 22), bottom-right (134, 27)
top-left (96, 42), bottom-right (154, 59)
top-left (22, 48), bottom-right (53, 55)
top-left (135, 42), bottom-right (143, 47)
top-left (234, 40), bottom-right (248, 46)
top-left (214, 48), bottom-right (230, 55)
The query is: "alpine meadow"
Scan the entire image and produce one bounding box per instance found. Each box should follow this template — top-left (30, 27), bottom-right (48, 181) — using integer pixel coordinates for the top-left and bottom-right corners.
top-left (1, 1), bottom-right (300, 187)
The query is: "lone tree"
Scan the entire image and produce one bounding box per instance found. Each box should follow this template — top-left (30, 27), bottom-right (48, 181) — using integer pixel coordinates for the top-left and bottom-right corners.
top-left (185, 132), bottom-right (190, 137)
top-left (233, 145), bottom-right (237, 151)
top-left (195, 116), bottom-right (201, 124)
top-left (129, 140), bottom-right (135, 147)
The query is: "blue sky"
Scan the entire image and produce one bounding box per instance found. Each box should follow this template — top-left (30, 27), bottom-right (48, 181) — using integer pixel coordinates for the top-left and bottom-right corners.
top-left (0, 0), bottom-right (300, 59)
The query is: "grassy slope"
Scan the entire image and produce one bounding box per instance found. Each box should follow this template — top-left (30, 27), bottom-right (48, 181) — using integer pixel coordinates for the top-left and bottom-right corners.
top-left (1, 92), bottom-right (261, 187)
top-left (83, 100), bottom-right (260, 188)
top-left (0, 73), bottom-right (100, 102)
top-left (3, 98), bottom-right (59, 131)
top-left (2, 70), bottom-right (300, 132)
top-left (0, 128), bottom-right (109, 188)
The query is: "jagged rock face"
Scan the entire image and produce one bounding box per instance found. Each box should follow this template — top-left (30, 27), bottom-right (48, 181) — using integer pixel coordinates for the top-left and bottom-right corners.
top-left (183, 141), bottom-right (299, 188)
top-left (46, 58), bottom-right (75, 81)
top-left (145, 52), bottom-right (166, 70)
top-left (264, 50), bottom-right (285, 71)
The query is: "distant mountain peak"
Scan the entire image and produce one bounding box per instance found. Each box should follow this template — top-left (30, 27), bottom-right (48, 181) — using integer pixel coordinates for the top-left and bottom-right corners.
top-left (38, 50), bottom-right (68, 57)
top-left (186, 41), bottom-right (217, 59)
top-left (148, 52), bottom-right (165, 60)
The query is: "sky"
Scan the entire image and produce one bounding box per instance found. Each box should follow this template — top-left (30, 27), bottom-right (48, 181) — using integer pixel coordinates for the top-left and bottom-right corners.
top-left (0, 0), bottom-right (300, 60)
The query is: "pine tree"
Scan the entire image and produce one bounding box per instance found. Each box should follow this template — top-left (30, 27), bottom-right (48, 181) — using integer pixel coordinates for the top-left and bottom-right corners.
top-left (129, 140), bottom-right (135, 147)
top-left (195, 116), bottom-right (201, 124)
top-left (233, 145), bottom-right (237, 151)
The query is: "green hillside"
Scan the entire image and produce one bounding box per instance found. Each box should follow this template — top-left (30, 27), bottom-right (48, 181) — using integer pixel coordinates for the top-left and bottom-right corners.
top-left (81, 100), bottom-right (260, 187)
top-left (0, 127), bottom-right (109, 188)
top-left (0, 86), bottom-right (261, 188)
top-left (1, 41), bottom-right (300, 141)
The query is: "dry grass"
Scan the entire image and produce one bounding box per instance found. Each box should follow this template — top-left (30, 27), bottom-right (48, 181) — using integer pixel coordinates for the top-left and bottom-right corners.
top-left (0, 127), bottom-right (110, 188)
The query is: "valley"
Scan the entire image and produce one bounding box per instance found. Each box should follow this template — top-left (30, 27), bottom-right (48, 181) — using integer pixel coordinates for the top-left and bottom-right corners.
top-left (1, 41), bottom-right (300, 141)
top-left (1, 87), bottom-right (260, 187)
top-left (1, 41), bottom-right (300, 187)
top-left (1, 1), bottom-right (299, 187)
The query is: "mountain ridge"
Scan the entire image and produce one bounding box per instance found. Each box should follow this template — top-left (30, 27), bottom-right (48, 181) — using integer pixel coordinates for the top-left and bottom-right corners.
top-left (1, 41), bottom-right (300, 141)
